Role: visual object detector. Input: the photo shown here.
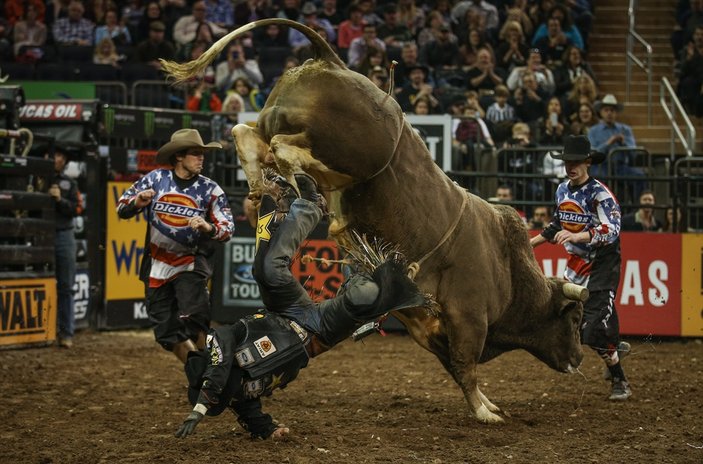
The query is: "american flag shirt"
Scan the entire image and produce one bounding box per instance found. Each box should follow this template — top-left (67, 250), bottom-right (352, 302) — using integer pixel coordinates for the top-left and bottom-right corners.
top-left (541, 177), bottom-right (622, 290)
top-left (117, 169), bottom-right (234, 288)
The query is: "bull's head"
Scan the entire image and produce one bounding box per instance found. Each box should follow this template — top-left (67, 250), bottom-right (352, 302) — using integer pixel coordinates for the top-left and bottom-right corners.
top-left (528, 279), bottom-right (585, 373)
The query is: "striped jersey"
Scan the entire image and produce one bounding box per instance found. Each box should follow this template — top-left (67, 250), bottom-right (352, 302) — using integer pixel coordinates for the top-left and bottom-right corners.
top-left (541, 177), bottom-right (621, 290)
top-left (117, 168), bottom-right (234, 287)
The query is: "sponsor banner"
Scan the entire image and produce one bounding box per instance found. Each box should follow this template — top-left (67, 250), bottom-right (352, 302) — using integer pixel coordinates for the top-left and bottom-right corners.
top-left (533, 232), bottom-right (682, 336)
top-left (294, 239), bottom-right (344, 301)
top-left (73, 267), bottom-right (90, 329)
top-left (136, 150), bottom-right (170, 173)
top-left (104, 299), bottom-right (151, 329)
top-left (105, 182), bottom-right (148, 301)
top-left (0, 278), bottom-right (57, 346)
top-left (237, 112), bottom-right (454, 172)
top-left (681, 234), bottom-right (703, 337)
top-left (103, 105), bottom-right (213, 140)
top-left (220, 223), bottom-right (343, 310)
top-left (15, 82), bottom-right (95, 100)
top-left (19, 102), bottom-right (83, 121)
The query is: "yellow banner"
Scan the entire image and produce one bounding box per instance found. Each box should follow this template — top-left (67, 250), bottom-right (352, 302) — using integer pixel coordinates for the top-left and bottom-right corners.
top-left (681, 234), bottom-right (703, 337)
top-left (0, 278), bottom-right (57, 346)
top-left (105, 181), bottom-right (148, 300)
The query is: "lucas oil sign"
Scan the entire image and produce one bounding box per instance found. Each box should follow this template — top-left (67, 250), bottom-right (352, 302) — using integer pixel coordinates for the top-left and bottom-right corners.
top-left (0, 278), bottom-right (57, 347)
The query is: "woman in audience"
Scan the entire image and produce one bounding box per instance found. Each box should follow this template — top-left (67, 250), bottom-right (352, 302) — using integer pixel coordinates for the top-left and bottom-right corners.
top-left (562, 73), bottom-right (598, 122)
top-left (178, 22), bottom-right (214, 62)
top-left (229, 77), bottom-right (262, 112)
top-left (352, 45), bottom-right (389, 77)
top-left (459, 27), bottom-right (491, 69)
top-left (538, 96), bottom-right (569, 145)
top-left (417, 10), bottom-right (446, 49)
top-left (569, 102), bottom-right (598, 136)
top-left (95, 8), bottom-right (131, 46)
top-left (494, 20), bottom-right (529, 73)
top-left (135, 1), bottom-right (164, 43)
top-left (93, 36), bottom-right (120, 66)
top-left (554, 44), bottom-right (596, 96)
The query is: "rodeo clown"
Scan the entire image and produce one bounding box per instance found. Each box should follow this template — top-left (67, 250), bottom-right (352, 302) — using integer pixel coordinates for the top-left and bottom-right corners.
top-left (117, 129), bottom-right (234, 363)
top-left (174, 173), bottom-right (428, 439)
top-left (530, 135), bottom-right (632, 401)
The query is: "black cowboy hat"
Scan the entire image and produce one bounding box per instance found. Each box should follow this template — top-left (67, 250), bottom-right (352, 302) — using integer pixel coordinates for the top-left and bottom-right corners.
top-left (549, 135), bottom-right (606, 164)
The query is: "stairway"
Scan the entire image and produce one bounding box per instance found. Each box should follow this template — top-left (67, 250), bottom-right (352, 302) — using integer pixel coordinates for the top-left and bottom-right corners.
top-left (588, 0), bottom-right (702, 155)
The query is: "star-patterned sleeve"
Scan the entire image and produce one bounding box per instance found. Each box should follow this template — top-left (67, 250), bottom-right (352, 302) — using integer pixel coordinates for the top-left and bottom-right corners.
top-left (206, 185), bottom-right (234, 242)
top-left (589, 194), bottom-right (621, 246)
top-left (116, 171), bottom-right (156, 219)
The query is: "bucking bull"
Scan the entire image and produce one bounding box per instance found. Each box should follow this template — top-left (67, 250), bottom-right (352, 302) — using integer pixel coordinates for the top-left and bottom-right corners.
top-left (162, 19), bottom-right (587, 423)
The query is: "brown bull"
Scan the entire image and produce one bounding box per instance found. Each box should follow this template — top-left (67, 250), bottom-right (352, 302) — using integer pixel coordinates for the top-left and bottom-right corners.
top-left (162, 19), bottom-right (586, 423)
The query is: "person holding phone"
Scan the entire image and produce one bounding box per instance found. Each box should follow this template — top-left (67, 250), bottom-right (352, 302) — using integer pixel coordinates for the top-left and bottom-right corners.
top-left (215, 42), bottom-right (263, 94)
top-left (539, 96), bottom-right (569, 145)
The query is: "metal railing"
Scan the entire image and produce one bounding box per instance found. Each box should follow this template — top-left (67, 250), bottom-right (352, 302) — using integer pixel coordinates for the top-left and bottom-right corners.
top-left (626, 0), bottom-right (653, 125)
top-left (130, 80), bottom-right (186, 109)
top-left (660, 77), bottom-right (697, 158)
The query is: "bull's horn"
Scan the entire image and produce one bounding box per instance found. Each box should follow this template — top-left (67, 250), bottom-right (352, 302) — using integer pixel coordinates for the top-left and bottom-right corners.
top-left (563, 283), bottom-right (589, 302)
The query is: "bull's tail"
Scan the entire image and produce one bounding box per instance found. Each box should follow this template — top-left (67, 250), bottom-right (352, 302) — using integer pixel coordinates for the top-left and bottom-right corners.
top-left (160, 18), bottom-right (345, 85)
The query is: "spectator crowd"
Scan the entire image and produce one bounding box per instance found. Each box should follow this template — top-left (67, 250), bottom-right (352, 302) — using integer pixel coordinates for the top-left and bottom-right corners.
top-left (1, 0), bottom-right (698, 230)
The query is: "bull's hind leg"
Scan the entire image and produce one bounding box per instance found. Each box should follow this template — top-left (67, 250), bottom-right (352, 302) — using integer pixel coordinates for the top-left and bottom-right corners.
top-left (444, 304), bottom-right (503, 423)
top-left (232, 124), bottom-right (270, 203)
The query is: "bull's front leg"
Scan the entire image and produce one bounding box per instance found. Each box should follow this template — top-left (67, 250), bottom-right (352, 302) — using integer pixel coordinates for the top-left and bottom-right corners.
top-left (444, 303), bottom-right (503, 423)
top-left (232, 124), bottom-right (270, 204)
top-left (268, 133), bottom-right (316, 193)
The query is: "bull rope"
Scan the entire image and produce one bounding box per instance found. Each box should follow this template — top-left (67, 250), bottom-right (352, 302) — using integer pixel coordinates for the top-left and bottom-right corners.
top-left (410, 190), bottom-right (469, 274)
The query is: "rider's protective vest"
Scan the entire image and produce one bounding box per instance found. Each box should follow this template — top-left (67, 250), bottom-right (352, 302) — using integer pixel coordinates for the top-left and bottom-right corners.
top-left (234, 312), bottom-right (310, 398)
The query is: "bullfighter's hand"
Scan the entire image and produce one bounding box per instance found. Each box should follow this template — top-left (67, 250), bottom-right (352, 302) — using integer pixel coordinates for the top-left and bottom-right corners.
top-left (135, 189), bottom-right (155, 208)
top-left (174, 410), bottom-right (204, 438)
top-left (189, 216), bottom-right (214, 234)
top-left (554, 230), bottom-right (587, 245)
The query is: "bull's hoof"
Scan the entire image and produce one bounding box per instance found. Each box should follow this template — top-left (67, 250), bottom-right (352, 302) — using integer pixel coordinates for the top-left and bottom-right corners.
top-left (474, 405), bottom-right (504, 424)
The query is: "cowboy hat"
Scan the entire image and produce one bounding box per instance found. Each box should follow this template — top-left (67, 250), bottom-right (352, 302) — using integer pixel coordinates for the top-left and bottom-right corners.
top-left (156, 128), bottom-right (222, 164)
top-left (549, 135), bottom-right (606, 164)
top-left (594, 93), bottom-right (624, 112)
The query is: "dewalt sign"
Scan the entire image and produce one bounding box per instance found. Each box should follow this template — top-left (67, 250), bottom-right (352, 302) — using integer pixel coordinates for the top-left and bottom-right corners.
top-left (0, 278), bottom-right (57, 347)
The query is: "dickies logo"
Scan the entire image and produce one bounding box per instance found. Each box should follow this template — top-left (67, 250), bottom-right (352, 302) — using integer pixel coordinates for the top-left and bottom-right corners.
top-left (557, 200), bottom-right (590, 233)
top-left (153, 193), bottom-right (202, 227)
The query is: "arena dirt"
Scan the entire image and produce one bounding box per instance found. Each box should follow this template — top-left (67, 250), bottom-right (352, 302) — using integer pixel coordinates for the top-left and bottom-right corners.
top-left (1, 331), bottom-right (701, 464)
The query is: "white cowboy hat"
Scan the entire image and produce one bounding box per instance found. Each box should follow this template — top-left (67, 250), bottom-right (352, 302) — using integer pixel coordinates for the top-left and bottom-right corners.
top-left (594, 94), bottom-right (624, 112)
top-left (156, 128), bottom-right (222, 164)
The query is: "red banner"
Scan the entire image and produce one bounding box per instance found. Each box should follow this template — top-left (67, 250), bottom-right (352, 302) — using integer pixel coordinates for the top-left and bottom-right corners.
top-left (533, 232), bottom-right (682, 336)
top-left (19, 103), bottom-right (83, 121)
top-left (291, 239), bottom-right (344, 302)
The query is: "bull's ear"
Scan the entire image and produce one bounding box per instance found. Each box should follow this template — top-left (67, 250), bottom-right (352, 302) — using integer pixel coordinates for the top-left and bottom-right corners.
top-left (559, 301), bottom-right (580, 316)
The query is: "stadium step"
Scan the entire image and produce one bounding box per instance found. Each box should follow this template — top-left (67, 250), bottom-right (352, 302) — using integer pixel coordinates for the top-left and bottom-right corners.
top-left (589, 0), bottom-right (703, 155)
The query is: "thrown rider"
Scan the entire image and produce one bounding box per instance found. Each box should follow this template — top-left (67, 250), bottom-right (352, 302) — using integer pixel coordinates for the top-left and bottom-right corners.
top-left (175, 173), bottom-right (428, 439)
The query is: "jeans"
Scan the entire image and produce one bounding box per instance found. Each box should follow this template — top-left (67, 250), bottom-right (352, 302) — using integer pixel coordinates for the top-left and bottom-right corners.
top-left (55, 229), bottom-right (77, 339)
